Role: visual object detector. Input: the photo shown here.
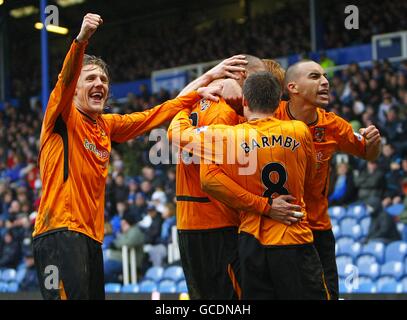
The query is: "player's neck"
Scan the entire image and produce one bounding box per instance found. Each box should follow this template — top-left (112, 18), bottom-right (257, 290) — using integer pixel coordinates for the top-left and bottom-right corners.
top-left (246, 111), bottom-right (274, 121)
top-left (288, 99), bottom-right (318, 125)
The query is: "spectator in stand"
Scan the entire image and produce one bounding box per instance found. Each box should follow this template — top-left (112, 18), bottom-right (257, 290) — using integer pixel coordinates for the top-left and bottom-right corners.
top-left (139, 204), bottom-right (164, 270)
top-left (328, 162), bottom-right (356, 206)
top-left (0, 230), bottom-right (22, 269)
top-left (19, 249), bottom-right (39, 292)
top-left (398, 177), bottom-right (407, 242)
top-left (319, 52), bottom-right (335, 78)
top-left (354, 160), bottom-right (385, 204)
top-left (382, 159), bottom-right (403, 208)
top-left (164, 167), bottom-right (176, 202)
top-left (104, 212), bottom-right (145, 282)
top-left (160, 202), bottom-right (176, 245)
top-left (364, 197), bottom-right (401, 244)
top-left (129, 192), bottom-right (147, 224)
top-left (114, 174), bottom-right (129, 204)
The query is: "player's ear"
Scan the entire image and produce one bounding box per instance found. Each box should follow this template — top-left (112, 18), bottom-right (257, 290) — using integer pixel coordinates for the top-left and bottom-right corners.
top-left (286, 81), bottom-right (298, 94)
top-left (242, 96), bottom-right (249, 108)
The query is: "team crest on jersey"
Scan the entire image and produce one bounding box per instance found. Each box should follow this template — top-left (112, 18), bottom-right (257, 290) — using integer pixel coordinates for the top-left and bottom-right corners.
top-left (100, 128), bottom-right (107, 138)
top-left (200, 99), bottom-right (210, 111)
top-left (314, 127), bottom-right (326, 142)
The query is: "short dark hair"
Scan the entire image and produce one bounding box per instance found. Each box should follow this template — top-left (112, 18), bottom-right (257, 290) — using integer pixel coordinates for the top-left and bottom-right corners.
top-left (242, 71), bottom-right (281, 113)
top-left (83, 54), bottom-right (110, 82)
top-left (284, 59), bottom-right (313, 86)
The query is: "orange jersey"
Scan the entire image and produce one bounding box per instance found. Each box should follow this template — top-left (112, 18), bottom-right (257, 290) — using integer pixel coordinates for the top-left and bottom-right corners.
top-left (169, 109), bottom-right (316, 246)
top-left (170, 97), bottom-right (241, 230)
top-left (274, 101), bottom-right (367, 230)
top-left (33, 40), bottom-right (201, 243)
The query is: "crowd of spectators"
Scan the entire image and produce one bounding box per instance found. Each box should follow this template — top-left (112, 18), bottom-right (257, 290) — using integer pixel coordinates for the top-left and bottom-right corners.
top-left (2, 0), bottom-right (407, 289)
top-left (9, 0), bottom-right (407, 100)
top-left (2, 58), bottom-right (407, 287)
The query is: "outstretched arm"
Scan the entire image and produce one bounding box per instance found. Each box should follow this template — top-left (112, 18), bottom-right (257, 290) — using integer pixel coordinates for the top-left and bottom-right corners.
top-left (41, 13), bottom-right (103, 144)
top-left (108, 86), bottom-right (223, 143)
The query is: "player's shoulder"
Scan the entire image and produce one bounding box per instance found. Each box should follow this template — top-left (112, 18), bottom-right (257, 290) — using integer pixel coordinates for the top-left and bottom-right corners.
top-left (280, 118), bottom-right (309, 131)
top-left (196, 98), bottom-right (238, 124)
top-left (316, 108), bottom-right (347, 126)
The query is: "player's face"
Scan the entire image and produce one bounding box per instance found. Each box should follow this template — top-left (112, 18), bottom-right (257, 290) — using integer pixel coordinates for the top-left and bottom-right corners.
top-left (74, 64), bottom-right (109, 117)
top-left (295, 62), bottom-right (329, 107)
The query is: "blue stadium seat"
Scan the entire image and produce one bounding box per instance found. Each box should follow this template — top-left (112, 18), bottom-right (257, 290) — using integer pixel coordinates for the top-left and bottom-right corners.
top-left (330, 217), bottom-right (338, 227)
top-left (397, 223), bottom-right (405, 236)
top-left (144, 266), bottom-right (164, 283)
top-left (177, 280), bottom-right (188, 293)
top-left (356, 255), bottom-right (380, 279)
top-left (332, 224), bottom-right (341, 238)
top-left (328, 206), bottom-right (346, 221)
top-left (376, 278), bottom-right (402, 293)
top-left (385, 204), bottom-right (404, 217)
top-left (1, 269), bottom-right (16, 282)
top-left (359, 217), bottom-right (371, 238)
top-left (350, 277), bottom-right (376, 293)
top-left (163, 266), bottom-right (184, 282)
top-left (401, 277), bottom-right (407, 293)
top-left (380, 261), bottom-right (404, 280)
top-left (340, 218), bottom-right (362, 239)
top-left (338, 279), bottom-right (350, 294)
top-left (336, 255), bottom-right (355, 278)
top-left (0, 281), bottom-right (8, 293)
top-left (121, 284), bottom-right (139, 293)
top-left (6, 281), bottom-right (19, 293)
top-left (337, 241), bottom-right (361, 259)
top-left (336, 236), bottom-right (355, 248)
top-left (158, 280), bottom-right (177, 293)
top-left (376, 276), bottom-right (397, 289)
top-left (15, 268), bottom-right (27, 284)
top-left (362, 241), bottom-right (386, 264)
top-left (105, 283), bottom-right (121, 293)
top-left (346, 204), bottom-right (367, 220)
top-left (139, 280), bottom-right (158, 293)
top-left (384, 241), bottom-right (407, 262)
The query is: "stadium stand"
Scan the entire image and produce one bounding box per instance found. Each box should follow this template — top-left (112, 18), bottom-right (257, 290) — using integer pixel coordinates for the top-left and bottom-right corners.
top-left (2, 0), bottom-right (407, 299)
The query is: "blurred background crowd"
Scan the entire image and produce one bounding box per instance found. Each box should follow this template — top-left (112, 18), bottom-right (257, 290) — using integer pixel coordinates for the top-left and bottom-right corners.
top-left (1, 0), bottom-right (407, 292)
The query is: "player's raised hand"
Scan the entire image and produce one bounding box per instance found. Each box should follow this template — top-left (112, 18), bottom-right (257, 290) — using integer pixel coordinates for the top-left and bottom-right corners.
top-left (197, 85), bottom-right (223, 102)
top-left (206, 55), bottom-right (248, 81)
top-left (359, 125), bottom-right (381, 146)
top-left (265, 195), bottom-right (303, 225)
top-left (77, 13), bottom-right (103, 43)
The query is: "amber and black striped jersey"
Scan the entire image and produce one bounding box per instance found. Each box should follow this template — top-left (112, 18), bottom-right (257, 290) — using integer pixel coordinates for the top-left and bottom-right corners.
top-left (274, 100), bottom-right (367, 230)
top-left (33, 40), bottom-right (200, 243)
top-left (169, 97), bottom-right (241, 230)
top-left (168, 109), bottom-right (316, 246)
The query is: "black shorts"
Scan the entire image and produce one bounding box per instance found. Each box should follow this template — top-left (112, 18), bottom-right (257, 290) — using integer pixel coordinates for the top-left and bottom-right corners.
top-left (178, 227), bottom-right (240, 300)
top-left (33, 229), bottom-right (105, 300)
top-left (238, 231), bottom-right (329, 300)
top-left (312, 229), bottom-right (338, 300)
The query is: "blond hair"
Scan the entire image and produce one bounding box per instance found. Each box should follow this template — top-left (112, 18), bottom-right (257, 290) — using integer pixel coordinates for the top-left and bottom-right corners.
top-left (262, 59), bottom-right (285, 90)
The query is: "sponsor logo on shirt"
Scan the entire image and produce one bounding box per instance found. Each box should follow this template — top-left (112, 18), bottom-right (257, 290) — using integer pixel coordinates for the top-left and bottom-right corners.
top-left (84, 139), bottom-right (109, 160)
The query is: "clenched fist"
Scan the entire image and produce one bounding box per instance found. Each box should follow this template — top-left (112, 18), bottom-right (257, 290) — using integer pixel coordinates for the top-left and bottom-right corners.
top-left (76, 13), bottom-right (103, 43)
